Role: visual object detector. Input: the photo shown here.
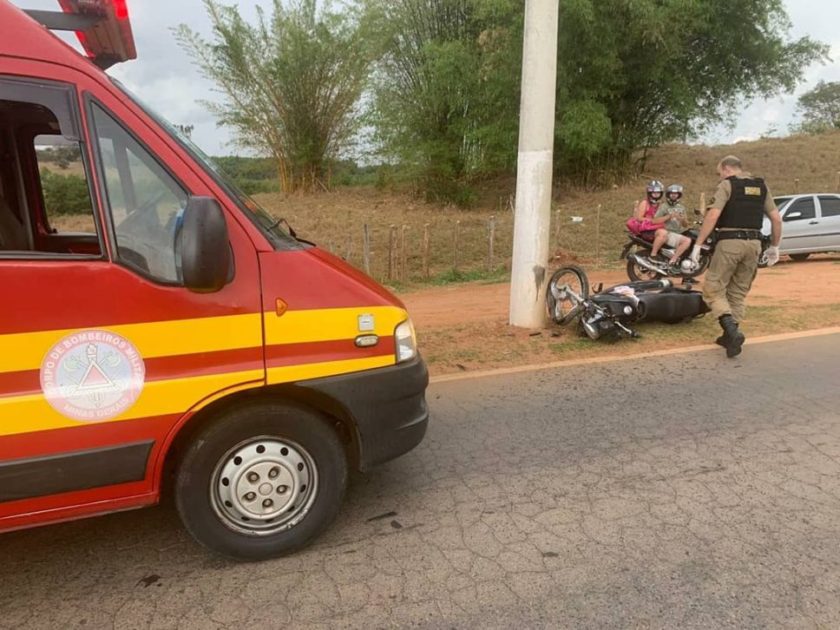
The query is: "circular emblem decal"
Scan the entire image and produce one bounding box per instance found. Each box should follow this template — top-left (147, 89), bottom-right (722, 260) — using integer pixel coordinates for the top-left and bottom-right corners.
top-left (40, 330), bottom-right (145, 422)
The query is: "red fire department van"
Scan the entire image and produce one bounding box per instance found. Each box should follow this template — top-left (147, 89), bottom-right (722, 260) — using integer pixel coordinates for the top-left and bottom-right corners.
top-left (0, 0), bottom-right (428, 560)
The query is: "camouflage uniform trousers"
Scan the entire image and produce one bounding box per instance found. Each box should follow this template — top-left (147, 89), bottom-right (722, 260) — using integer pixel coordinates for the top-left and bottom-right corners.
top-left (702, 238), bottom-right (762, 322)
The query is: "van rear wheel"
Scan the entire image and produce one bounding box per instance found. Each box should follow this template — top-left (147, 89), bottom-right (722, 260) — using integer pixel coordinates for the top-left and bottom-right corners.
top-left (789, 253), bottom-right (810, 262)
top-left (174, 403), bottom-right (347, 561)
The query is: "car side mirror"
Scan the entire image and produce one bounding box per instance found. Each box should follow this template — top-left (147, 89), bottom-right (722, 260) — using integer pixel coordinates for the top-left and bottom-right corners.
top-left (784, 211), bottom-right (803, 222)
top-left (179, 196), bottom-right (232, 293)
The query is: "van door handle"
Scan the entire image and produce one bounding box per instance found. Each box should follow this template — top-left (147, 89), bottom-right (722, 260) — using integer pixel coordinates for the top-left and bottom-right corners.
top-left (809, 220), bottom-right (819, 225)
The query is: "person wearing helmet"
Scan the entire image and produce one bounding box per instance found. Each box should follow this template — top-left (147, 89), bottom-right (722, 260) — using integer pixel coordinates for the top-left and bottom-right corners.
top-left (626, 180), bottom-right (665, 238)
top-left (650, 184), bottom-right (690, 263)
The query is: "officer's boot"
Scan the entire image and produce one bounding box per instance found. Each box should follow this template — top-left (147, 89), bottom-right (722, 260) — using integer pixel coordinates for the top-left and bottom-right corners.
top-left (718, 314), bottom-right (744, 358)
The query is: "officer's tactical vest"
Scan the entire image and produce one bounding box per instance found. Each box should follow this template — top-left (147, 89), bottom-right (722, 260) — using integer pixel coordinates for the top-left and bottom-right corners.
top-left (718, 176), bottom-right (767, 229)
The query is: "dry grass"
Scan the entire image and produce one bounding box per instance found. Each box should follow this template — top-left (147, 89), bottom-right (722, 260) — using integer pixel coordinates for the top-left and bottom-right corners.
top-left (420, 303), bottom-right (840, 376)
top-left (253, 131), bottom-right (840, 285)
top-left (49, 131), bottom-right (840, 286)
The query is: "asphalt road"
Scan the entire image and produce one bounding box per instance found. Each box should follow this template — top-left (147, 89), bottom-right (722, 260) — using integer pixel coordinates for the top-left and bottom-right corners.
top-left (2, 334), bottom-right (840, 629)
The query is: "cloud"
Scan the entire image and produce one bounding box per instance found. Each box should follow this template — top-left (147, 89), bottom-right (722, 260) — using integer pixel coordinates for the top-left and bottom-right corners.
top-left (12, 0), bottom-right (840, 155)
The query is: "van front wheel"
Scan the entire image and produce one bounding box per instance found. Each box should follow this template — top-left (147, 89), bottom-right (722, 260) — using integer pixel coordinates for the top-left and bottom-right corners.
top-left (174, 403), bottom-right (347, 561)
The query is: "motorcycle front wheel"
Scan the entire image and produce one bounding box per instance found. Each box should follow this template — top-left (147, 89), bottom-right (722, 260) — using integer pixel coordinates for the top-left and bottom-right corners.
top-left (546, 265), bottom-right (590, 325)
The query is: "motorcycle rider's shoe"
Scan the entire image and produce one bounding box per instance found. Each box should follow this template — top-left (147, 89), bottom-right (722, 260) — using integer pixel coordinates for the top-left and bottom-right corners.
top-left (718, 314), bottom-right (744, 358)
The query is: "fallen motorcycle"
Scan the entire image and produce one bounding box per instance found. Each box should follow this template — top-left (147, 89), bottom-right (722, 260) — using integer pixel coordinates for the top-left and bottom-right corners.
top-left (545, 265), bottom-right (709, 341)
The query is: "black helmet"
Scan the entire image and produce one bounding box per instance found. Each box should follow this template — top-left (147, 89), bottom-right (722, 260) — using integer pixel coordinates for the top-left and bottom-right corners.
top-left (646, 180), bottom-right (664, 203)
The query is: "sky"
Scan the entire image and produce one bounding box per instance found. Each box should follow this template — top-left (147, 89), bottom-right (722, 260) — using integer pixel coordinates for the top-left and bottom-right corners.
top-left (14, 0), bottom-right (840, 156)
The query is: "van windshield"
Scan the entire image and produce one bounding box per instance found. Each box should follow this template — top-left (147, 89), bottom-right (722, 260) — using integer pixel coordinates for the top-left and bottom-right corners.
top-left (109, 78), bottom-right (301, 250)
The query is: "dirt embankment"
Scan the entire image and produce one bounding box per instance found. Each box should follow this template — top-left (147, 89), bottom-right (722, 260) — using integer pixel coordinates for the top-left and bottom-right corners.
top-left (401, 257), bottom-right (840, 375)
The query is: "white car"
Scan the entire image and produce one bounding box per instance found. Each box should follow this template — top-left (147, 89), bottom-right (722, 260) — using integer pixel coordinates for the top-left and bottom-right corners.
top-left (761, 193), bottom-right (840, 261)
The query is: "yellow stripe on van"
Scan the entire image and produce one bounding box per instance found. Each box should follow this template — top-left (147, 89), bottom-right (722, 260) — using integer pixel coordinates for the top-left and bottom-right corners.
top-left (0, 369), bottom-right (264, 437)
top-left (0, 305), bottom-right (408, 436)
top-left (264, 306), bottom-right (408, 345)
top-left (1, 306), bottom-right (408, 375)
top-left (0, 354), bottom-right (395, 437)
top-left (0, 314), bottom-right (263, 374)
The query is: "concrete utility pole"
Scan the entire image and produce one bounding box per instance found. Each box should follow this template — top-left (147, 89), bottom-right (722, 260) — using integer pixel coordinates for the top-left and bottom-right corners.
top-left (509, 0), bottom-right (559, 329)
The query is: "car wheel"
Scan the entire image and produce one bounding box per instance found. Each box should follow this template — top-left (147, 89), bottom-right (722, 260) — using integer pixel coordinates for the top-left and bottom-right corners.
top-left (789, 253), bottom-right (810, 262)
top-left (174, 403), bottom-right (347, 561)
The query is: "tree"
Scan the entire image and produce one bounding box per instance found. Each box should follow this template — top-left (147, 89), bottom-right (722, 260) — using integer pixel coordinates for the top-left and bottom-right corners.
top-left (40, 169), bottom-right (92, 216)
top-left (795, 80), bottom-right (840, 134)
top-left (371, 0), bottom-right (522, 205)
top-left (176, 0), bottom-right (379, 192)
top-left (552, 0), bottom-right (828, 182)
top-left (371, 0), bottom-right (826, 198)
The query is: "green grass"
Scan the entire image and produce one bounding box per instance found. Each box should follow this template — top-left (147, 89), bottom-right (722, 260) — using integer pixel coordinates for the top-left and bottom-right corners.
top-left (430, 266), bottom-right (509, 286)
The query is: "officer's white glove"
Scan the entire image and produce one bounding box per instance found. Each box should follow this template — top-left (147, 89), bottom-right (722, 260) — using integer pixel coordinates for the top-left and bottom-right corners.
top-left (765, 245), bottom-right (780, 267)
top-left (689, 245), bottom-right (702, 264)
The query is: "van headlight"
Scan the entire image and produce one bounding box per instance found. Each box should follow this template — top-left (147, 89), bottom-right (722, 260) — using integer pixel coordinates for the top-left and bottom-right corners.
top-left (394, 320), bottom-right (418, 363)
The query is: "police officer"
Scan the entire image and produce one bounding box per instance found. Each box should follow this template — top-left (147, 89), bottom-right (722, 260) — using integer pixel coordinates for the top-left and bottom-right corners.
top-left (689, 155), bottom-right (782, 357)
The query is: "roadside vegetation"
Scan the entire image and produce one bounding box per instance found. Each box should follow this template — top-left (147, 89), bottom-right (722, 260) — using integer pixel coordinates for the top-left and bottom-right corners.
top-left (168, 0), bottom-right (827, 204)
top-left (49, 131), bottom-right (840, 286)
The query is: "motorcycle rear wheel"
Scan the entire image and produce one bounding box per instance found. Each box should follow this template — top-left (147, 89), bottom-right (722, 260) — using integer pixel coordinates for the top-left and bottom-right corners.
top-left (627, 249), bottom-right (710, 281)
top-left (546, 265), bottom-right (590, 325)
top-left (626, 249), bottom-right (661, 282)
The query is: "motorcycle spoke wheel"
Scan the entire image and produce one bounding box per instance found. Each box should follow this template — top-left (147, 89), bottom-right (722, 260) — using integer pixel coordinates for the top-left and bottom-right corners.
top-left (626, 250), bottom-right (661, 282)
top-left (546, 266), bottom-right (590, 325)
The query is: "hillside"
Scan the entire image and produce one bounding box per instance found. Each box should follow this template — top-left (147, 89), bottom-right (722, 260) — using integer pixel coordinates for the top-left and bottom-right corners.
top-left (252, 131), bottom-right (840, 283)
top-left (48, 131), bottom-right (840, 285)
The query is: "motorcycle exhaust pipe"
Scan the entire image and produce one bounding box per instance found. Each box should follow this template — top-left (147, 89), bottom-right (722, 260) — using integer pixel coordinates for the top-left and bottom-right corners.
top-left (631, 254), bottom-right (667, 276)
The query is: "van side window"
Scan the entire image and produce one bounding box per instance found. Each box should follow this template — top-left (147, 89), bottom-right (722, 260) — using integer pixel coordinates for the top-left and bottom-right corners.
top-left (818, 196), bottom-right (840, 218)
top-left (0, 127), bottom-right (29, 252)
top-left (0, 79), bottom-right (102, 258)
top-left (91, 104), bottom-right (187, 283)
top-left (785, 197), bottom-right (815, 221)
top-left (34, 135), bottom-right (97, 236)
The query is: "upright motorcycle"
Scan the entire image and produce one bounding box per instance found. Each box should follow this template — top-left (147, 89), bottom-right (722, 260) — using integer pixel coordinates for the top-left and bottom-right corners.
top-left (621, 211), bottom-right (772, 282)
top-left (620, 223), bottom-right (714, 282)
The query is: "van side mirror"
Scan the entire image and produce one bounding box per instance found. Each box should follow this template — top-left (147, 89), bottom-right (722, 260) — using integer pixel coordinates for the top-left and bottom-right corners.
top-left (179, 196), bottom-right (232, 293)
top-left (783, 210), bottom-right (803, 221)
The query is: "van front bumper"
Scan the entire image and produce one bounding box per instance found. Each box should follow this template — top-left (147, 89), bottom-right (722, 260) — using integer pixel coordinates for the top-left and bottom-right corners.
top-left (302, 356), bottom-right (429, 471)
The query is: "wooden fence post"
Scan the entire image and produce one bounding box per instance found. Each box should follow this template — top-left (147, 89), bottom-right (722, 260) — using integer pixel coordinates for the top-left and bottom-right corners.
top-left (553, 209), bottom-right (561, 250)
top-left (422, 223), bottom-right (430, 279)
top-left (699, 192), bottom-right (706, 218)
top-left (453, 220), bottom-right (461, 272)
top-left (794, 178), bottom-right (800, 194)
top-left (362, 224), bottom-right (371, 275)
top-left (488, 215), bottom-right (496, 271)
top-left (595, 204), bottom-right (602, 268)
top-left (835, 171), bottom-right (840, 192)
top-left (388, 225), bottom-right (397, 281)
top-left (400, 225), bottom-right (408, 282)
